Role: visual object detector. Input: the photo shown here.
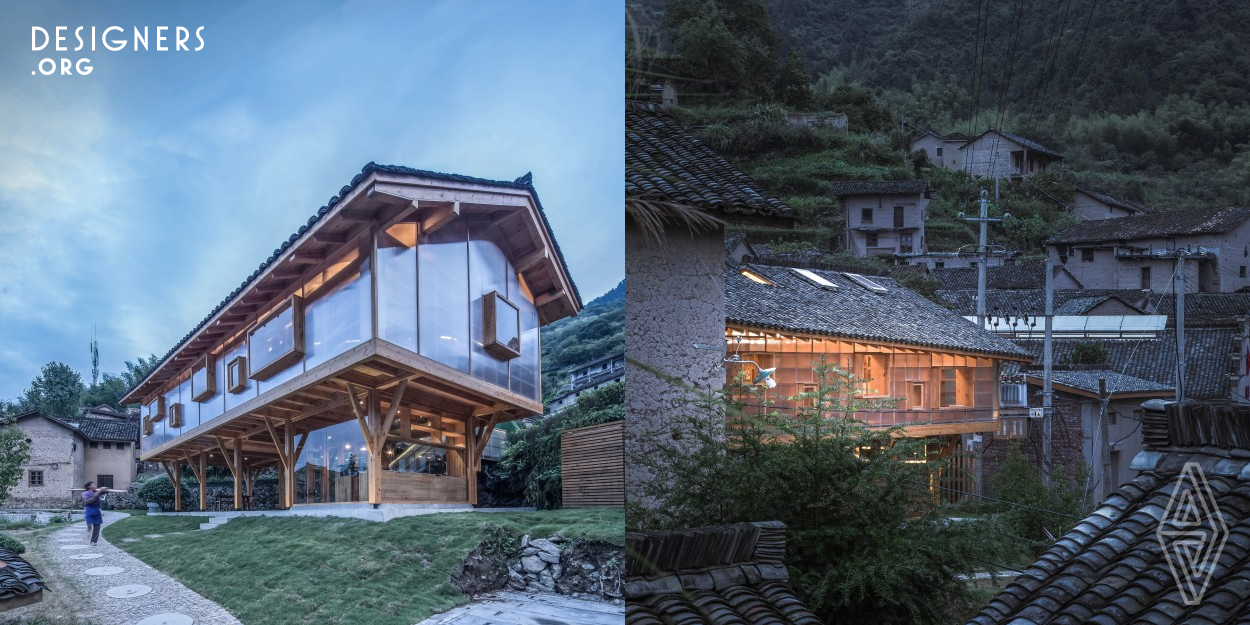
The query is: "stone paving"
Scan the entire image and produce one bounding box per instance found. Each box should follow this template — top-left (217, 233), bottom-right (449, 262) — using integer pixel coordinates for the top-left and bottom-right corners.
top-left (415, 591), bottom-right (624, 625)
top-left (19, 511), bottom-right (242, 625)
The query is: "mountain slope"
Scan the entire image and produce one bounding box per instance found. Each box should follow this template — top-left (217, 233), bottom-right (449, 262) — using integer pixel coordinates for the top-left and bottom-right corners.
top-left (539, 280), bottom-right (624, 407)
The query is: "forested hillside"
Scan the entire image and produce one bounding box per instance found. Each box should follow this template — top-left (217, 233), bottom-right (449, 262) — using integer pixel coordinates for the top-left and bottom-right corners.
top-left (539, 280), bottom-right (624, 407)
top-left (630, 0), bottom-right (1250, 218)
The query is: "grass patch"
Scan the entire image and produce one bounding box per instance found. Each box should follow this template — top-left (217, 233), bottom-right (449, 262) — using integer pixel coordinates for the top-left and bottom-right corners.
top-left (105, 508), bottom-right (622, 625)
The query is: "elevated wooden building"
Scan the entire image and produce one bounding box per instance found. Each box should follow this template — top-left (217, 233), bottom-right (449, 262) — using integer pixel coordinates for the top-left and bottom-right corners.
top-left (121, 164), bottom-right (580, 510)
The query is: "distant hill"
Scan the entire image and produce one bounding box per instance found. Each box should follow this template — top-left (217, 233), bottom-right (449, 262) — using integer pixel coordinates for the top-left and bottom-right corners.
top-left (539, 280), bottom-right (624, 408)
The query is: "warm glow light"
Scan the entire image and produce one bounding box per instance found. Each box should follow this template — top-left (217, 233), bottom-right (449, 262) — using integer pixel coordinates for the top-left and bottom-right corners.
top-left (740, 269), bottom-right (774, 285)
top-left (385, 222), bottom-right (418, 248)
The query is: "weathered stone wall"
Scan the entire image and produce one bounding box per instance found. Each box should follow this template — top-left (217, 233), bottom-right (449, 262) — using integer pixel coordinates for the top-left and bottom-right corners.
top-left (7, 418), bottom-right (81, 509)
top-left (455, 533), bottom-right (623, 604)
top-left (625, 220), bottom-right (725, 506)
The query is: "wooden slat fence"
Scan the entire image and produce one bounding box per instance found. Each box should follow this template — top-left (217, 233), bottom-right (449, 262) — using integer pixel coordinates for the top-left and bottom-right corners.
top-left (561, 420), bottom-right (624, 508)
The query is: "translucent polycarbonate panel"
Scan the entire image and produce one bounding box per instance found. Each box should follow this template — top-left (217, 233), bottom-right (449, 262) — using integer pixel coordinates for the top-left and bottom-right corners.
top-left (510, 295), bottom-right (540, 399)
top-left (469, 233), bottom-right (510, 388)
top-left (303, 257), bottom-right (372, 370)
top-left (419, 222), bottom-right (470, 373)
top-left (163, 385), bottom-right (181, 441)
top-left (177, 377), bottom-right (196, 430)
top-left (377, 223), bottom-right (418, 352)
top-left (248, 304), bottom-right (299, 378)
top-left (293, 420), bottom-right (368, 505)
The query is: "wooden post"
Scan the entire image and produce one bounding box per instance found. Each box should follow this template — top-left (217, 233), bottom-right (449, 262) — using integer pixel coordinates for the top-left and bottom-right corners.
top-left (368, 389), bottom-right (381, 505)
top-left (173, 463), bottom-right (183, 512)
top-left (264, 418), bottom-right (291, 509)
top-left (465, 415), bottom-right (477, 505)
top-left (232, 439), bottom-right (242, 511)
top-left (199, 453), bottom-right (207, 511)
top-left (284, 420), bottom-right (296, 508)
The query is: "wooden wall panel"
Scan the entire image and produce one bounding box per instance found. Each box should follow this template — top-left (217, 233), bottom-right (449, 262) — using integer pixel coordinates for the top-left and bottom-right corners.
top-left (561, 420), bottom-right (624, 508)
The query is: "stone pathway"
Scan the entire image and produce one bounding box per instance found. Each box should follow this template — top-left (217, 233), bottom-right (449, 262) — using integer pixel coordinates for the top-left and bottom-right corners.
top-left (415, 591), bottom-right (624, 625)
top-left (23, 511), bottom-right (242, 625)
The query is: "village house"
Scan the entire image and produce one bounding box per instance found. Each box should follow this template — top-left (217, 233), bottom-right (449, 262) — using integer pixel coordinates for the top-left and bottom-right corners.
top-left (8, 406), bottom-right (141, 508)
top-left (904, 249), bottom-right (1019, 270)
top-left (969, 400), bottom-right (1250, 625)
top-left (1045, 206), bottom-right (1250, 292)
top-left (725, 257), bottom-right (1034, 494)
top-left (1071, 187), bottom-right (1151, 221)
top-left (910, 129), bottom-right (966, 170)
top-left (983, 367), bottom-right (1172, 503)
top-left (546, 352), bottom-right (624, 413)
top-left (956, 128), bottom-right (1065, 179)
top-left (119, 163), bottom-right (580, 511)
top-left (624, 100), bottom-right (794, 497)
top-left (832, 180), bottom-right (929, 257)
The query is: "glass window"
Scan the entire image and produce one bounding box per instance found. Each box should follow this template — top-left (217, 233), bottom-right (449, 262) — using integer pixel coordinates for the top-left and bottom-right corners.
top-left (304, 256), bottom-right (371, 370)
top-left (940, 368), bottom-right (973, 407)
top-left (861, 207), bottom-right (873, 223)
top-left (510, 276), bottom-right (540, 400)
top-left (191, 357), bottom-right (216, 403)
top-left (176, 376), bottom-right (195, 430)
top-left (200, 355), bottom-right (225, 423)
top-left (866, 232), bottom-right (878, 248)
top-left (248, 297), bottom-right (304, 381)
top-left (470, 232), bottom-right (510, 387)
top-left (858, 354), bottom-right (888, 396)
top-left (294, 420), bottom-right (369, 504)
top-left (28, 471), bottom-right (42, 487)
top-left (163, 384), bottom-right (181, 441)
top-left (378, 222), bottom-right (418, 351)
top-left (419, 222), bottom-right (469, 372)
top-left (97, 475), bottom-right (114, 489)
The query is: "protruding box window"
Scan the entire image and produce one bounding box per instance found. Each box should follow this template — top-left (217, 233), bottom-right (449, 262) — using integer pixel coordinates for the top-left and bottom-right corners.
top-left (153, 396), bottom-right (166, 422)
top-left (191, 355), bottom-right (216, 403)
top-left (168, 402), bottom-right (184, 428)
top-left (142, 417), bottom-right (153, 436)
top-left (483, 291), bottom-right (520, 361)
top-left (248, 295), bottom-right (305, 381)
top-left (226, 356), bottom-right (248, 394)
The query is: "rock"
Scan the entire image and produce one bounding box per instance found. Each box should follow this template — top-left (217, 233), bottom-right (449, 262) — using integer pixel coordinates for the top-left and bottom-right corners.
top-left (530, 538), bottom-right (561, 556)
top-left (521, 547), bottom-right (540, 557)
top-left (549, 532), bottom-right (567, 543)
top-left (509, 562), bottom-right (522, 573)
top-left (538, 551), bottom-right (560, 564)
top-left (521, 556), bottom-right (546, 573)
top-left (521, 534), bottom-right (531, 548)
top-left (551, 564), bottom-right (563, 579)
top-left (538, 570), bottom-right (556, 590)
top-left (581, 562), bottom-right (595, 571)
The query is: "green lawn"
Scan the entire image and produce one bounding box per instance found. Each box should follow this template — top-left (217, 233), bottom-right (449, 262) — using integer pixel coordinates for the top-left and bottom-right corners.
top-left (104, 508), bottom-right (623, 625)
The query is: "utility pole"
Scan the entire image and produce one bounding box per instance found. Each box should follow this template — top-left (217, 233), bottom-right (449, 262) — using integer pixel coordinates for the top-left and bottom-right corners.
top-left (1099, 377), bottom-right (1111, 501)
top-left (1176, 253), bottom-right (1186, 401)
top-left (1043, 256), bottom-right (1054, 487)
top-left (959, 189), bottom-right (1011, 328)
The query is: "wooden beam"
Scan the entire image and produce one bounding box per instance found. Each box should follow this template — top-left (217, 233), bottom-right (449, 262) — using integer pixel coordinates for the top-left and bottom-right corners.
top-left (535, 289), bottom-right (565, 308)
top-left (421, 201), bottom-right (460, 234)
top-left (346, 383), bottom-right (374, 456)
top-left (233, 437), bottom-right (243, 511)
top-left (474, 412), bottom-right (502, 464)
top-left (263, 418), bottom-right (290, 470)
top-left (340, 207), bottom-right (375, 222)
top-left (213, 437), bottom-right (237, 476)
top-left (514, 248), bottom-right (549, 274)
top-left (465, 414), bottom-right (477, 506)
top-left (377, 379), bottom-right (409, 452)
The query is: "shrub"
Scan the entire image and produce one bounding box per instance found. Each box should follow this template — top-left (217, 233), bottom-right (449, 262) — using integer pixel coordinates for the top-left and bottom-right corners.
top-left (136, 475), bottom-right (194, 511)
top-left (990, 443), bottom-right (1089, 554)
top-left (0, 533), bottom-right (24, 554)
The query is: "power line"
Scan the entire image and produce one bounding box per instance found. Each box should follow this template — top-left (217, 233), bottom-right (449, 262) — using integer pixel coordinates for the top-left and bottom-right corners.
top-left (925, 484), bottom-right (1085, 519)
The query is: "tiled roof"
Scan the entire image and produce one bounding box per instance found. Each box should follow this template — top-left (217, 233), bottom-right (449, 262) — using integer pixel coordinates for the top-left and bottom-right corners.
top-left (966, 128), bottom-right (1064, 159)
top-left (625, 101), bottom-right (794, 220)
top-left (125, 163), bottom-right (581, 401)
top-left (0, 546), bottom-right (44, 604)
top-left (724, 233), bottom-right (748, 256)
top-left (931, 263), bottom-right (1047, 291)
top-left (56, 415), bottom-right (140, 442)
top-left (937, 289), bottom-right (1149, 317)
top-left (1026, 369), bottom-right (1174, 396)
top-left (1009, 327), bottom-right (1235, 400)
top-left (1047, 206), bottom-right (1250, 244)
top-left (727, 263), bottom-right (1034, 360)
top-left (625, 522), bottom-right (820, 625)
top-left (1144, 292), bottom-right (1250, 322)
top-left (828, 180), bottom-right (927, 196)
top-left (1075, 187), bottom-right (1152, 214)
top-left (967, 401), bottom-right (1250, 625)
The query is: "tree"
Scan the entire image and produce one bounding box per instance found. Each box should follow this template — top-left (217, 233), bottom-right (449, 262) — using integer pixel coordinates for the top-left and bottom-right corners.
top-left (665, 0), bottom-right (781, 99)
top-left (21, 362), bottom-right (86, 419)
top-left (0, 420), bottom-right (31, 505)
top-left (776, 49), bottom-right (813, 108)
top-left (632, 360), bottom-right (1012, 624)
top-left (82, 354), bottom-right (161, 412)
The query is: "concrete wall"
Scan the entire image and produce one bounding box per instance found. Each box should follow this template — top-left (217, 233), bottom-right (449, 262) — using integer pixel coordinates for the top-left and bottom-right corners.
top-left (83, 442), bottom-right (137, 491)
top-left (625, 218), bottom-right (725, 506)
top-left (961, 134), bottom-right (1060, 178)
top-left (844, 194), bottom-right (927, 256)
top-left (8, 418), bottom-right (81, 508)
top-left (911, 136), bottom-right (963, 170)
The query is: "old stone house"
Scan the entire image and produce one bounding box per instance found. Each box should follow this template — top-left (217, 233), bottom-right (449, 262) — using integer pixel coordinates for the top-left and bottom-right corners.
top-left (8, 406), bottom-right (141, 508)
top-left (982, 368), bottom-right (1172, 504)
top-left (910, 130), bottom-right (966, 170)
top-left (625, 100), bottom-right (794, 498)
top-left (547, 352), bottom-right (624, 413)
top-left (1071, 187), bottom-right (1151, 221)
top-left (1045, 206), bottom-right (1250, 292)
top-left (832, 180), bottom-right (929, 257)
top-left (956, 128), bottom-right (1064, 179)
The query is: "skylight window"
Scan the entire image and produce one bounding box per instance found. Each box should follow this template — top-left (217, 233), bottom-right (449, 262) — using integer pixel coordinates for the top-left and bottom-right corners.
top-left (740, 269), bottom-right (774, 285)
top-left (843, 273), bottom-right (888, 293)
top-left (791, 268), bottom-right (837, 289)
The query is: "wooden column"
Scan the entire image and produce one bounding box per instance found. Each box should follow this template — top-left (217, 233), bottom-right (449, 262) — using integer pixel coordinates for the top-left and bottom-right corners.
top-left (367, 389), bottom-right (382, 505)
top-left (173, 463), bottom-right (182, 512)
top-left (199, 453), bottom-right (207, 511)
top-left (465, 415), bottom-right (477, 505)
top-left (284, 420), bottom-right (295, 508)
top-left (233, 439), bottom-right (242, 510)
top-left (265, 418), bottom-right (292, 509)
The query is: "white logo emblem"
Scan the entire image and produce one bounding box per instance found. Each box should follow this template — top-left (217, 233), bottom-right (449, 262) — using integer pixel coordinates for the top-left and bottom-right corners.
top-left (1156, 462), bottom-right (1228, 605)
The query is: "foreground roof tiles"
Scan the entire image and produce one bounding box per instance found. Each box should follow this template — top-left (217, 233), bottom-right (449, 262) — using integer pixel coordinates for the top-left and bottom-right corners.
top-left (626, 522), bottom-right (821, 625)
top-left (1047, 206), bottom-right (1250, 244)
top-left (727, 263), bottom-right (1033, 360)
top-left (967, 401), bottom-right (1250, 625)
top-left (0, 546), bottom-right (44, 605)
top-left (932, 263), bottom-right (1047, 291)
top-left (625, 101), bottom-right (794, 220)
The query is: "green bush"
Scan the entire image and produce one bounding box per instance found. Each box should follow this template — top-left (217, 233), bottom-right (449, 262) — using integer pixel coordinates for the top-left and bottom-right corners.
top-left (990, 443), bottom-right (1089, 555)
top-left (484, 382), bottom-right (623, 510)
top-left (0, 532), bottom-right (24, 554)
top-left (136, 475), bottom-right (194, 511)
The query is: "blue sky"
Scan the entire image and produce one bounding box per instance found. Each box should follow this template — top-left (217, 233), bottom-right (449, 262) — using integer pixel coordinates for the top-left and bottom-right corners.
top-left (0, 1), bottom-right (623, 400)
